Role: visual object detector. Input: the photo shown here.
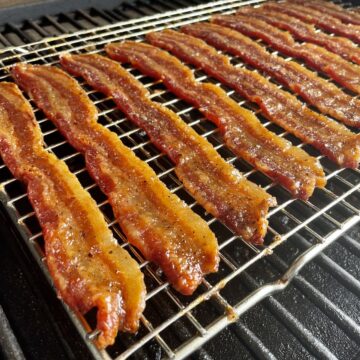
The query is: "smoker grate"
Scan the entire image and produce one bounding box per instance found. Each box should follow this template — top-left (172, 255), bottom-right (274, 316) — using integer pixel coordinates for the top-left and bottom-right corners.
top-left (0, 0), bottom-right (359, 359)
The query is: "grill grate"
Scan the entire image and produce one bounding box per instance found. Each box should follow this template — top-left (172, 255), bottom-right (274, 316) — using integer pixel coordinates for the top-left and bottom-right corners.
top-left (0, 0), bottom-right (359, 359)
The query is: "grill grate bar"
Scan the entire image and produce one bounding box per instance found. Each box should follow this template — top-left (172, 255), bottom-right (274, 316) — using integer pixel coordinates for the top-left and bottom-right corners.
top-left (266, 251), bottom-right (360, 344)
top-left (0, 1), bottom-right (358, 359)
top-left (315, 254), bottom-right (360, 299)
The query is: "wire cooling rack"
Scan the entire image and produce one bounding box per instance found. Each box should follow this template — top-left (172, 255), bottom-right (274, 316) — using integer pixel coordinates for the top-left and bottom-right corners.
top-left (0, 0), bottom-right (359, 359)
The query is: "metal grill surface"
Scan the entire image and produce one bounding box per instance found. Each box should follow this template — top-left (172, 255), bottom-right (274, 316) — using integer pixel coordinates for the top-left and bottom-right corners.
top-left (0, 0), bottom-right (359, 359)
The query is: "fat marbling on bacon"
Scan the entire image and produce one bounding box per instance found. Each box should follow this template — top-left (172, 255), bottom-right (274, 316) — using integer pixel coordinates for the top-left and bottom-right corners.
top-left (231, 10), bottom-right (360, 94)
top-left (149, 28), bottom-right (359, 169)
top-left (238, 7), bottom-right (360, 66)
top-left (262, 2), bottom-right (360, 45)
top-left (147, 25), bottom-right (360, 169)
top-left (204, 19), bottom-right (360, 128)
top-left (146, 29), bottom-right (328, 195)
top-left (60, 52), bottom-right (275, 243)
top-left (105, 41), bottom-right (326, 202)
top-left (290, 0), bottom-right (360, 26)
top-left (0, 82), bottom-right (146, 348)
top-left (12, 63), bottom-right (219, 296)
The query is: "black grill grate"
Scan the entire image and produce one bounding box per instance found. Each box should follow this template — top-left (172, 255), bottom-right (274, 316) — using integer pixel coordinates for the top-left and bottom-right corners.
top-left (0, 1), bottom-right (359, 359)
top-left (0, 0), bottom-right (212, 47)
top-left (198, 224), bottom-right (360, 360)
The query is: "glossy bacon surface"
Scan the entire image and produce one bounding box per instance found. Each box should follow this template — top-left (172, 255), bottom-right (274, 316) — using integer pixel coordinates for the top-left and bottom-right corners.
top-left (0, 82), bottom-right (146, 349)
top-left (239, 8), bottom-right (360, 65)
top-left (60, 53), bottom-right (273, 243)
top-left (148, 29), bottom-right (358, 171)
top-left (291, 0), bottom-right (360, 25)
top-left (233, 10), bottom-right (360, 93)
top-left (207, 19), bottom-right (360, 128)
top-left (146, 30), bottom-right (328, 192)
top-left (12, 63), bottom-right (219, 295)
top-left (106, 42), bottom-right (321, 201)
top-left (262, 2), bottom-right (360, 44)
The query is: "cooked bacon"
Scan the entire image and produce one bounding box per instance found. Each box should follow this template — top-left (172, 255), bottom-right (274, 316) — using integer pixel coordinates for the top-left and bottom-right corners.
top-left (238, 8), bottom-right (360, 66)
top-left (147, 29), bottom-right (358, 170)
top-left (12, 63), bottom-right (219, 295)
top-left (60, 53), bottom-right (275, 242)
top-left (262, 2), bottom-right (360, 44)
top-left (221, 13), bottom-right (360, 94)
top-left (292, 0), bottom-right (345, 10)
top-left (290, 0), bottom-right (360, 25)
top-left (207, 19), bottom-right (360, 128)
top-left (0, 82), bottom-right (146, 349)
top-left (106, 43), bottom-right (323, 202)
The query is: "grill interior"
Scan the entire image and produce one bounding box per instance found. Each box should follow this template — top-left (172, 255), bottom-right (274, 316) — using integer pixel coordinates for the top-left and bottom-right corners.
top-left (0, 0), bottom-right (359, 359)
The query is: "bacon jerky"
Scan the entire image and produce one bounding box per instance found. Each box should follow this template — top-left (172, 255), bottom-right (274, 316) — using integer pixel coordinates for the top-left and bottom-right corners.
top-left (12, 63), bottom-right (219, 295)
top-left (262, 2), bottom-right (360, 45)
top-left (290, 0), bottom-right (360, 25)
top-left (60, 53), bottom-right (275, 242)
top-left (106, 41), bottom-right (325, 202)
top-left (238, 8), bottom-right (360, 65)
top-left (203, 20), bottom-right (360, 128)
top-left (146, 28), bottom-right (357, 170)
top-left (0, 82), bottom-right (146, 348)
top-left (232, 10), bottom-right (360, 92)
top-left (146, 30), bottom-right (330, 188)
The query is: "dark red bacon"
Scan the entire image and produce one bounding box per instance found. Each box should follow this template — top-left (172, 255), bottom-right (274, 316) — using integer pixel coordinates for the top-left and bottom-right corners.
top-left (220, 13), bottom-right (360, 94)
top-left (262, 2), bottom-right (360, 44)
top-left (60, 53), bottom-right (274, 243)
top-left (12, 63), bottom-right (219, 295)
top-left (207, 19), bottom-right (360, 128)
top-left (0, 82), bottom-right (146, 349)
top-left (238, 8), bottom-right (360, 66)
top-left (291, 0), bottom-right (360, 25)
top-left (105, 41), bottom-right (325, 200)
top-left (147, 28), bottom-right (358, 170)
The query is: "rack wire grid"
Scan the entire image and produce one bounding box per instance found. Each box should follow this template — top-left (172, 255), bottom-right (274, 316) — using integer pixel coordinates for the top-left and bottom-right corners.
top-left (0, 0), bottom-right (359, 359)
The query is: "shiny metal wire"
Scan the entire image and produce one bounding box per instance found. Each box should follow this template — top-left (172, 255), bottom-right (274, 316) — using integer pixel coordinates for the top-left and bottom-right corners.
top-left (0, 1), bottom-right (358, 359)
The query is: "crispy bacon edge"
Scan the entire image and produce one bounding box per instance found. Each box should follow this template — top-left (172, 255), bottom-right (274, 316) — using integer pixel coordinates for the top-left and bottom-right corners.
top-left (12, 62), bottom-right (220, 295)
top-left (59, 52), bottom-right (278, 243)
top-left (0, 81), bottom-right (146, 349)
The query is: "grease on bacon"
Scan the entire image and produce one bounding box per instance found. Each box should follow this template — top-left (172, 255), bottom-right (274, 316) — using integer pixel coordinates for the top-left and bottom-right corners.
top-left (231, 10), bottom-right (360, 94)
top-left (60, 53), bottom-right (274, 243)
top-left (151, 28), bottom-right (359, 169)
top-left (290, 0), bottom-right (360, 26)
top-left (12, 63), bottom-right (219, 296)
top-left (206, 18), bottom-right (360, 128)
top-left (105, 41), bottom-right (316, 200)
top-left (0, 82), bottom-right (146, 349)
top-left (146, 29), bottom-right (327, 196)
top-left (105, 42), bottom-right (284, 242)
top-left (237, 8), bottom-right (360, 66)
top-left (261, 2), bottom-right (360, 45)
top-left (103, 40), bottom-right (355, 195)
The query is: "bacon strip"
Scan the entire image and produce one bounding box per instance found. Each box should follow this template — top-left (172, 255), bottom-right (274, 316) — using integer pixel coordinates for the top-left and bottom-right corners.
top-left (290, 0), bottom-right (360, 25)
top-left (238, 8), bottom-right (360, 66)
top-left (12, 63), bottom-right (219, 295)
top-left (0, 82), bottom-right (146, 348)
top-left (60, 53), bottom-right (275, 242)
top-left (226, 13), bottom-right (360, 94)
top-left (147, 29), bottom-right (358, 170)
top-left (262, 2), bottom-right (360, 44)
top-left (105, 43), bottom-right (325, 202)
top-left (207, 19), bottom-right (360, 128)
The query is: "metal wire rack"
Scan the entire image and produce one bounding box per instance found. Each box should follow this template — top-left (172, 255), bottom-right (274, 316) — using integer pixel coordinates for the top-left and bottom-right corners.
top-left (0, 0), bottom-right (359, 359)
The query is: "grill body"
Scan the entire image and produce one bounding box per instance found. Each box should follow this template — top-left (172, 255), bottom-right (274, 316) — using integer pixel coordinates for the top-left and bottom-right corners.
top-left (0, 1), bottom-right (359, 359)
